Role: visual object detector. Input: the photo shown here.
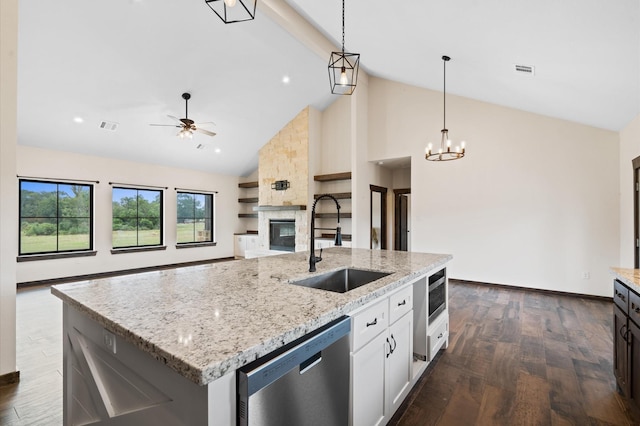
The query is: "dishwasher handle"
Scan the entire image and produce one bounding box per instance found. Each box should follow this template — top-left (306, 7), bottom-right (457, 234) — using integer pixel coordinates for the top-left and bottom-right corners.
top-left (238, 316), bottom-right (351, 397)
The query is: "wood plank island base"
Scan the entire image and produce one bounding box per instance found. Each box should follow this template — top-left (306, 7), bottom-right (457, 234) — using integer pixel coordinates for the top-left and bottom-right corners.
top-left (52, 248), bottom-right (452, 425)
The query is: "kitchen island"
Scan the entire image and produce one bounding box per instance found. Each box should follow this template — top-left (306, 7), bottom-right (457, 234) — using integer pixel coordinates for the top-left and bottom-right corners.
top-left (52, 248), bottom-right (452, 425)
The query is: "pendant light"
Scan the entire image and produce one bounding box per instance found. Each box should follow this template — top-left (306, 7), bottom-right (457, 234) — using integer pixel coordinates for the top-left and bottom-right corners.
top-left (426, 56), bottom-right (466, 161)
top-left (205, 0), bottom-right (256, 24)
top-left (328, 0), bottom-right (360, 95)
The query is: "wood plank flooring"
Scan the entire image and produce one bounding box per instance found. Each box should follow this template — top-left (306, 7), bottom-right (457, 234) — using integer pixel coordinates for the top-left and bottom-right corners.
top-left (390, 281), bottom-right (637, 426)
top-left (1, 280), bottom-right (637, 425)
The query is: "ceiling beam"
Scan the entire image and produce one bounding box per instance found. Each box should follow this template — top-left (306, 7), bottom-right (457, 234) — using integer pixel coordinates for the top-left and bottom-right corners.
top-left (258, 0), bottom-right (337, 60)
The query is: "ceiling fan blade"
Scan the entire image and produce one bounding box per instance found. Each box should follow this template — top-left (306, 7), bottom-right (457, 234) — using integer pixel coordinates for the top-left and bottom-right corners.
top-left (196, 128), bottom-right (217, 137)
top-left (150, 124), bottom-right (181, 127)
top-left (194, 121), bottom-right (216, 128)
top-left (167, 115), bottom-right (182, 123)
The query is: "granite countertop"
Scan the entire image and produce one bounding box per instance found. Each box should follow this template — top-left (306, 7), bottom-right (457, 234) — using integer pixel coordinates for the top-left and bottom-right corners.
top-left (612, 267), bottom-right (640, 293)
top-left (52, 248), bottom-right (451, 386)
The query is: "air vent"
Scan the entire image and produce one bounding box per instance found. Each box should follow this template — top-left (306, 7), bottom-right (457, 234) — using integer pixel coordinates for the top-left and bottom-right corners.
top-left (99, 121), bottom-right (119, 131)
top-left (514, 64), bottom-right (535, 76)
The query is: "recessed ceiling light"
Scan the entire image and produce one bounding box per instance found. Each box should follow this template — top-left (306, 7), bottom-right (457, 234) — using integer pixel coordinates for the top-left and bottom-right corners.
top-left (282, 75), bottom-right (290, 84)
top-left (214, 148), bottom-right (221, 154)
top-left (73, 117), bottom-right (83, 123)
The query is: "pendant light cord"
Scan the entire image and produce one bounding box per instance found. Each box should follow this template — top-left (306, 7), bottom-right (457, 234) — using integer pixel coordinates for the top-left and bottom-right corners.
top-left (341, 0), bottom-right (345, 54)
top-left (443, 58), bottom-right (446, 130)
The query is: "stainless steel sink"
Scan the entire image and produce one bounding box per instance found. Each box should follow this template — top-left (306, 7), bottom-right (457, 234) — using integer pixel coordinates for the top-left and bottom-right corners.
top-left (289, 268), bottom-right (392, 293)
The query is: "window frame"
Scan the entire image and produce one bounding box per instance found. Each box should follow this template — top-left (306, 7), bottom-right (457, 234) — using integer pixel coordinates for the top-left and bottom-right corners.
top-left (18, 179), bottom-right (94, 256)
top-left (176, 191), bottom-right (216, 246)
top-left (111, 186), bottom-right (164, 250)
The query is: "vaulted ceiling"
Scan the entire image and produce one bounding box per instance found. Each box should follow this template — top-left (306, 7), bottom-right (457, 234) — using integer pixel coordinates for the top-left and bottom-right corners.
top-left (17, 0), bottom-right (640, 177)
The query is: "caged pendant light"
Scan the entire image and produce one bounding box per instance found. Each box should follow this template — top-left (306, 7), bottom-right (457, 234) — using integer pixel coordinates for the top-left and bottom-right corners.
top-left (426, 56), bottom-right (466, 161)
top-left (328, 0), bottom-right (360, 95)
top-left (205, 0), bottom-right (257, 24)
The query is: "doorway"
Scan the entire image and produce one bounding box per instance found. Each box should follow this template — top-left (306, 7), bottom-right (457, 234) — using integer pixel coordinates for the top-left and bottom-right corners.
top-left (394, 189), bottom-right (411, 251)
top-left (370, 185), bottom-right (387, 250)
top-left (634, 156), bottom-right (640, 268)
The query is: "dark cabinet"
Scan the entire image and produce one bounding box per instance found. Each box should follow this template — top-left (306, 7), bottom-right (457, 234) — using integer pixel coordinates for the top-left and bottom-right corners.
top-left (613, 278), bottom-right (640, 410)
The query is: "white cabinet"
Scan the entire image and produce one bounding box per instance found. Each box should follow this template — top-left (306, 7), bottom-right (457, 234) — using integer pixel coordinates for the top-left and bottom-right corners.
top-left (349, 286), bottom-right (414, 426)
top-left (386, 312), bottom-right (413, 415)
top-left (351, 332), bottom-right (386, 426)
top-left (234, 234), bottom-right (259, 258)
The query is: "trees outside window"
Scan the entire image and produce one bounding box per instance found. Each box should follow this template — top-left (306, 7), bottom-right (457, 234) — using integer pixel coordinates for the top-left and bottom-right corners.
top-left (112, 188), bottom-right (163, 248)
top-left (177, 192), bottom-right (214, 244)
top-left (19, 180), bottom-right (93, 255)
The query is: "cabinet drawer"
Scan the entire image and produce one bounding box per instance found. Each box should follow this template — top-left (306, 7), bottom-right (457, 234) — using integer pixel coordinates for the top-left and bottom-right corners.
top-left (615, 280), bottom-right (630, 314)
top-left (389, 286), bottom-right (412, 325)
top-left (428, 314), bottom-right (448, 361)
top-left (350, 299), bottom-right (388, 352)
top-left (630, 291), bottom-right (640, 327)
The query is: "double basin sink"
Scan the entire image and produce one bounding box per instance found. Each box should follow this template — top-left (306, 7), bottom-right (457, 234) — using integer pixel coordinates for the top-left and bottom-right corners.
top-left (289, 268), bottom-right (392, 293)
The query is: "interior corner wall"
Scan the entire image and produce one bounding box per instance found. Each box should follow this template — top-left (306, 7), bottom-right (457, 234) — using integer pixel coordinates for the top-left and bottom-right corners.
top-left (16, 146), bottom-right (239, 283)
top-left (367, 76), bottom-right (619, 297)
top-left (0, 0), bottom-right (18, 376)
top-left (620, 113), bottom-right (640, 267)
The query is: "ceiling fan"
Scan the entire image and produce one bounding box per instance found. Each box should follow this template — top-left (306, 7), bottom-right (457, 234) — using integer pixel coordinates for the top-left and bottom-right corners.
top-left (150, 93), bottom-right (216, 139)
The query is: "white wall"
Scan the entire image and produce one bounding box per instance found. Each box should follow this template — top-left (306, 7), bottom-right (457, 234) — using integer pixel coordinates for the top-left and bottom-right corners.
top-left (368, 77), bottom-right (620, 297)
top-left (0, 0), bottom-right (18, 377)
top-left (16, 146), bottom-right (239, 283)
top-left (620, 113), bottom-right (640, 267)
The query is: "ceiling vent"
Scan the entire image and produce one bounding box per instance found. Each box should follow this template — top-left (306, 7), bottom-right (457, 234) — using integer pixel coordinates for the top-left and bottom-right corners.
top-left (514, 64), bottom-right (535, 76)
top-left (99, 121), bottom-right (119, 131)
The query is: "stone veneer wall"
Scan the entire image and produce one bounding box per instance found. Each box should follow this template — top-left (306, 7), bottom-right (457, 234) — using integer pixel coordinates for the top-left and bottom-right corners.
top-left (257, 107), bottom-right (311, 252)
top-left (258, 107), bottom-right (309, 206)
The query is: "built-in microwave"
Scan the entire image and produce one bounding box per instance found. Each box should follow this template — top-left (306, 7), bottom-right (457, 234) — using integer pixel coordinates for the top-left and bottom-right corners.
top-left (428, 268), bottom-right (446, 324)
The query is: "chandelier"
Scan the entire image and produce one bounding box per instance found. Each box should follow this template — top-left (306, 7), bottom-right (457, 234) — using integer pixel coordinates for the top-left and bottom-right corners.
top-left (426, 56), bottom-right (466, 161)
top-left (205, 0), bottom-right (257, 24)
top-left (328, 0), bottom-right (360, 95)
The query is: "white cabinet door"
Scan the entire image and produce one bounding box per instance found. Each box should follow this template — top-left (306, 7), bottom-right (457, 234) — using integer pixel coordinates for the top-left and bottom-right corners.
top-left (234, 236), bottom-right (246, 258)
top-left (351, 332), bottom-right (387, 426)
top-left (386, 312), bottom-right (413, 415)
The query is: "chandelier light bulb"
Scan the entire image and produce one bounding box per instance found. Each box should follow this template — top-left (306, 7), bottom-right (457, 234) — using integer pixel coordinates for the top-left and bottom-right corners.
top-left (224, 0), bottom-right (237, 7)
top-left (339, 67), bottom-right (349, 85)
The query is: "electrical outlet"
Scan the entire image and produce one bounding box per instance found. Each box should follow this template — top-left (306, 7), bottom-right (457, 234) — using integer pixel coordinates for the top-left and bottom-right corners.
top-left (582, 271), bottom-right (591, 280)
top-left (103, 330), bottom-right (116, 354)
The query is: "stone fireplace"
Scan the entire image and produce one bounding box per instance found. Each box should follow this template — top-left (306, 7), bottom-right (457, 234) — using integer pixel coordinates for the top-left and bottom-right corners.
top-left (257, 208), bottom-right (308, 252)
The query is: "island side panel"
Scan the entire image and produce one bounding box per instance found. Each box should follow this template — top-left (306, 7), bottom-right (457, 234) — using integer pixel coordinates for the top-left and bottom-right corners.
top-left (62, 303), bottom-right (232, 425)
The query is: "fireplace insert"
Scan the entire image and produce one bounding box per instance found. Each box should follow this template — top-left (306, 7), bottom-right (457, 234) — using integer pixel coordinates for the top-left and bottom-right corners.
top-left (270, 220), bottom-right (295, 252)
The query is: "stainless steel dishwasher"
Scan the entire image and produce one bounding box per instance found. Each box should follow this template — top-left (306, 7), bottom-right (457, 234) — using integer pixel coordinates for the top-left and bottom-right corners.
top-left (237, 316), bottom-right (351, 426)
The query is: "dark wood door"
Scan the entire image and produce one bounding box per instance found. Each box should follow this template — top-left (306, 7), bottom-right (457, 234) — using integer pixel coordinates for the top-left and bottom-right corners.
top-left (398, 195), bottom-right (408, 251)
top-left (615, 306), bottom-right (629, 395)
top-left (629, 319), bottom-right (640, 406)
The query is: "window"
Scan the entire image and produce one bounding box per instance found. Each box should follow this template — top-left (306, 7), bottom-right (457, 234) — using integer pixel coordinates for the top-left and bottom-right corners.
top-left (176, 192), bottom-right (215, 244)
top-left (112, 187), bottom-right (163, 248)
top-left (19, 180), bottom-right (93, 255)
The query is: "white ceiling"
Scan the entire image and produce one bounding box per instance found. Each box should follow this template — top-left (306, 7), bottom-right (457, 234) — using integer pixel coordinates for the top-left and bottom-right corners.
top-left (17, 0), bottom-right (640, 177)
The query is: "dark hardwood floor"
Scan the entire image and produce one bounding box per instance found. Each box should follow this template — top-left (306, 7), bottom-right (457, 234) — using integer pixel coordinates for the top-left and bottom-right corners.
top-left (390, 281), bottom-right (637, 426)
top-left (1, 281), bottom-right (636, 425)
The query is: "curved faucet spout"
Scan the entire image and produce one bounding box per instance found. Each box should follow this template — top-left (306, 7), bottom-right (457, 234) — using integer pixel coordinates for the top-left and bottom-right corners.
top-left (309, 194), bottom-right (342, 272)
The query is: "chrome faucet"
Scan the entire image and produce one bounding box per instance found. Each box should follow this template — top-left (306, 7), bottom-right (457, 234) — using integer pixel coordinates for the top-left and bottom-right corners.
top-left (309, 194), bottom-right (342, 272)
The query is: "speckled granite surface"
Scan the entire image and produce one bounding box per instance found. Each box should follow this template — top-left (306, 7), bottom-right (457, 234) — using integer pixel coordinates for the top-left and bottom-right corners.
top-left (612, 267), bottom-right (640, 294)
top-left (52, 248), bottom-right (451, 385)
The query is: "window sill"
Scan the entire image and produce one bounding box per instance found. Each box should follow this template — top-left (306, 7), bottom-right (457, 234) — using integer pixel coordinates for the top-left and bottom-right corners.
top-left (110, 246), bottom-right (167, 255)
top-left (176, 242), bottom-right (217, 249)
top-left (17, 251), bottom-right (97, 262)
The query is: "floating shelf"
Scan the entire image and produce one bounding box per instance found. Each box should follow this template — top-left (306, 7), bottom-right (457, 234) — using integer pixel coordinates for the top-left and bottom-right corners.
top-left (314, 192), bottom-right (352, 200)
top-left (238, 181), bottom-right (259, 188)
top-left (313, 172), bottom-right (351, 182)
top-left (314, 212), bottom-right (352, 219)
top-left (321, 233), bottom-right (352, 241)
top-left (238, 197), bottom-right (259, 203)
top-left (238, 213), bottom-right (258, 219)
